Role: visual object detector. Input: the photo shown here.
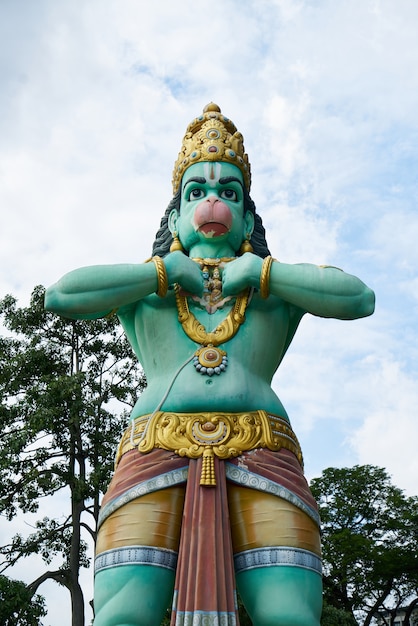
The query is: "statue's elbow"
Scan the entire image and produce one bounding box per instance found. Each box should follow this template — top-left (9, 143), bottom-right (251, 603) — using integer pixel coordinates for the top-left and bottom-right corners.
top-left (361, 287), bottom-right (375, 317)
top-left (44, 285), bottom-right (61, 313)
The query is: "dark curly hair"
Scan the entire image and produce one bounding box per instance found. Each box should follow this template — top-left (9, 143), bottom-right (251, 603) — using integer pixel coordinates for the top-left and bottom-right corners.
top-left (152, 187), bottom-right (270, 258)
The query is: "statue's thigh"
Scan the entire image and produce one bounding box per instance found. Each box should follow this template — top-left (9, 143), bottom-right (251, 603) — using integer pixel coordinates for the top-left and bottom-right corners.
top-left (227, 483), bottom-right (321, 555)
top-left (228, 484), bottom-right (322, 626)
top-left (94, 486), bottom-right (185, 626)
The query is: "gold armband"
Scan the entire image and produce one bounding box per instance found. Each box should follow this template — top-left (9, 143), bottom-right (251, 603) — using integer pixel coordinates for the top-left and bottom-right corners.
top-left (260, 255), bottom-right (274, 299)
top-left (150, 256), bottom-right (168, 297)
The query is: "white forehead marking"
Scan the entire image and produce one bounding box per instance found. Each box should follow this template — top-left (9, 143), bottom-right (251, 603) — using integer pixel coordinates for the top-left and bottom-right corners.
top-left (203, 162), bottom-right (222, 187)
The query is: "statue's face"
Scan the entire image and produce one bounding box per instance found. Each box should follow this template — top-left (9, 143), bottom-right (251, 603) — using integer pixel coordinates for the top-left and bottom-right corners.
top-left (171, 162), bottom-right (252, 255)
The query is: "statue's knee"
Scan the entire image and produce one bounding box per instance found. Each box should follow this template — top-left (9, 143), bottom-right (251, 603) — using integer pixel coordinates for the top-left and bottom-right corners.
top-left (250, 603), bottom-right (320, 626)
top-left (237, 566), bottom-right (322, 626)
top-left (93, 565), bottom-right (174, 626)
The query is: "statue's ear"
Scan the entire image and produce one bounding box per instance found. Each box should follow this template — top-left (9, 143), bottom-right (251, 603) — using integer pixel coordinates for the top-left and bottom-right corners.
top-left (168, 209), bottom-right (179, 235)
top-left (243, 211), bottom-right (255, 239)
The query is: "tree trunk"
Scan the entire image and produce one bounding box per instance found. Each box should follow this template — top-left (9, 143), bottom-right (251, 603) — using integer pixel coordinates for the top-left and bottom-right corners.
top-left (403, 597), bottom-right (418, 626)
top-left (68, 482), bottom-right (86, 626)
top-left (363, 579), bottom-right (393, 626)
top-left (68, 326), bottom-right (85, 626)
top-left (71, 577), bottom-right (85, 626)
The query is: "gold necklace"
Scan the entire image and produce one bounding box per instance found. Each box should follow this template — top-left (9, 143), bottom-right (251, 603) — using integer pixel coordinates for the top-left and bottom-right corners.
top-left (175, 284), bottom-right (251, 376)
top-left (191, 256), bottom-right (235, 266)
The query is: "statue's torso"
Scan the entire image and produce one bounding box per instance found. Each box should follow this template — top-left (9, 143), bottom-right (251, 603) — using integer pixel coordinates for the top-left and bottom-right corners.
top-left (119, 291), bottom-right (300, 419)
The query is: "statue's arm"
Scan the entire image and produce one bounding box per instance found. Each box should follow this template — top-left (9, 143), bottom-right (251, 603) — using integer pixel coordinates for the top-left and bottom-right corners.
top-left (44, 252), bottom-right (204, 320)
top-left (222, 255), bottom-right (375, 320)
top-left (268, 262), bottom-right (375, 319)
top-left (44, 263), bottom-right (159, 320)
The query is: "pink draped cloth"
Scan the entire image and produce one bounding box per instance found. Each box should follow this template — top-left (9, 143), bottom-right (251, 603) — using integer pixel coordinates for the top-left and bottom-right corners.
top-left (98, 447), bottom-right (318, 625)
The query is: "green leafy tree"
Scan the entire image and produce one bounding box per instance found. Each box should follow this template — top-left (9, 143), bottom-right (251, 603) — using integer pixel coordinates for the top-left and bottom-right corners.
top-left (0, 286), bottom-right (145, 626)
top-left (320, 600), bottom-right (357, 626)
top-left (0, 574), bottom-right (46, 626)
top-left (311, 465), bottom-right (418, 626)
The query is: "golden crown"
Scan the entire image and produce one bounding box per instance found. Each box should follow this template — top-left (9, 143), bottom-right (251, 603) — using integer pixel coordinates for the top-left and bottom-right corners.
top-left (172, 103), bottom-right (251, 194)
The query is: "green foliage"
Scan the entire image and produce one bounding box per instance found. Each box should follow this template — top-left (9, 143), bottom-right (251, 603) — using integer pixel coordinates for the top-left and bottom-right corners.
top-left (311, 465), bottom-right (418, 625)
top-left (0, 575), bottom-right (46, 626)
top-left (0, 286), bottom-right (146, 623)
top-left (321, 601), bottom-right (357, 626)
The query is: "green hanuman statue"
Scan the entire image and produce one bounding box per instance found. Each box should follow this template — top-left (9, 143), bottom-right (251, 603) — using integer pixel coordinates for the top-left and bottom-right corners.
top-left (45, 104), bottom-right (375, 625)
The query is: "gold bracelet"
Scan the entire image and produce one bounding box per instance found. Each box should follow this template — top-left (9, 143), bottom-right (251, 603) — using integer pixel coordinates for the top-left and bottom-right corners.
top-left (260, 255), bottom-right (274, 299)
top-left (150, 256), bottom-right (168, 297)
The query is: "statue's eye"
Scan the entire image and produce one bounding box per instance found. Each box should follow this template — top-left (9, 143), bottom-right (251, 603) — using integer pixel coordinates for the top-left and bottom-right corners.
top-left (220, 189), bottom-right (237, 201)
top-left (189, 189), bottom-right (204, 200)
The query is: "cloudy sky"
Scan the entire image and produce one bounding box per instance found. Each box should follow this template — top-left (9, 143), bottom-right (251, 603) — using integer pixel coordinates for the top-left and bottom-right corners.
top-left (1, 0), bottom-right (417, 623)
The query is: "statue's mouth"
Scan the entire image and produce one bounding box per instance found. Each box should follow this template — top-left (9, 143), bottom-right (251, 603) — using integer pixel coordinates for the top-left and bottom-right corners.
top-left (197, 222), bottom-right (230, 237)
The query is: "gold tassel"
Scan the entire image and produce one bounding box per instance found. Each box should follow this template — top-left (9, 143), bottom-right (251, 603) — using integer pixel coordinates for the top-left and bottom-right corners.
top-left (200, 448), bottom-right (216, 486)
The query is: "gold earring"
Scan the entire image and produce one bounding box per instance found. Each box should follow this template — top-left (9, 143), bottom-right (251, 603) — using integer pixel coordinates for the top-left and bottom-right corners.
top-left (239, 234), bottom-right (253, 254)
top-left (170, 232), bottom-right (184, 253)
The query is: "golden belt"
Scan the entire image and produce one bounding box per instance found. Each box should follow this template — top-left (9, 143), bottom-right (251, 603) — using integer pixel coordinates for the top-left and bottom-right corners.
top-left (116, 410), bottom-right (303, 487)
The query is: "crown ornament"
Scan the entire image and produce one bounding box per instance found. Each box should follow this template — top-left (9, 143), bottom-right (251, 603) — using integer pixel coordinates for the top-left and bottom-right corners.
top-left (172, 103), bottom-right (251, 194)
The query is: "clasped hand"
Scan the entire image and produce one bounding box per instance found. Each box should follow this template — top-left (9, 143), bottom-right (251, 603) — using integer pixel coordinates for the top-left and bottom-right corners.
top-left (164, 251), bottom-right (263, 296)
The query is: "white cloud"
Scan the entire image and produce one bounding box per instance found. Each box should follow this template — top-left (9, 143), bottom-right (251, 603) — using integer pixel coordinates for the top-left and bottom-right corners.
top-left (350, 355), bottom-right (418, 496)
top-left (371, 210), bottom-right (418, 271)
top-left (264, 94), bottom-right (309, 179)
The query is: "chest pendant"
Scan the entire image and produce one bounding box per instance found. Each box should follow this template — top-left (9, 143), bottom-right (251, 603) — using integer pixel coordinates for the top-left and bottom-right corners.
top-left (193, 345), bottom-right (228, 375)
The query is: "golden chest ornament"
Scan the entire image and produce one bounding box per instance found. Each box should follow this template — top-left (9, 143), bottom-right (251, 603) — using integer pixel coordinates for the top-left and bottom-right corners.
top-left (174, 258), bottom-right (251, 376)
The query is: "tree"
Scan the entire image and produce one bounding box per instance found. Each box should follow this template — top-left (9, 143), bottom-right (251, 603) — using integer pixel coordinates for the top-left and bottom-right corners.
top-left (0, 574), bottom-right (46, 626)
top-left (0, 286), bottom-right (145, 625)
top-left (310, 466), bottom-right (418, 626)
top-left (320, 600), bottom-right (357, 626)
